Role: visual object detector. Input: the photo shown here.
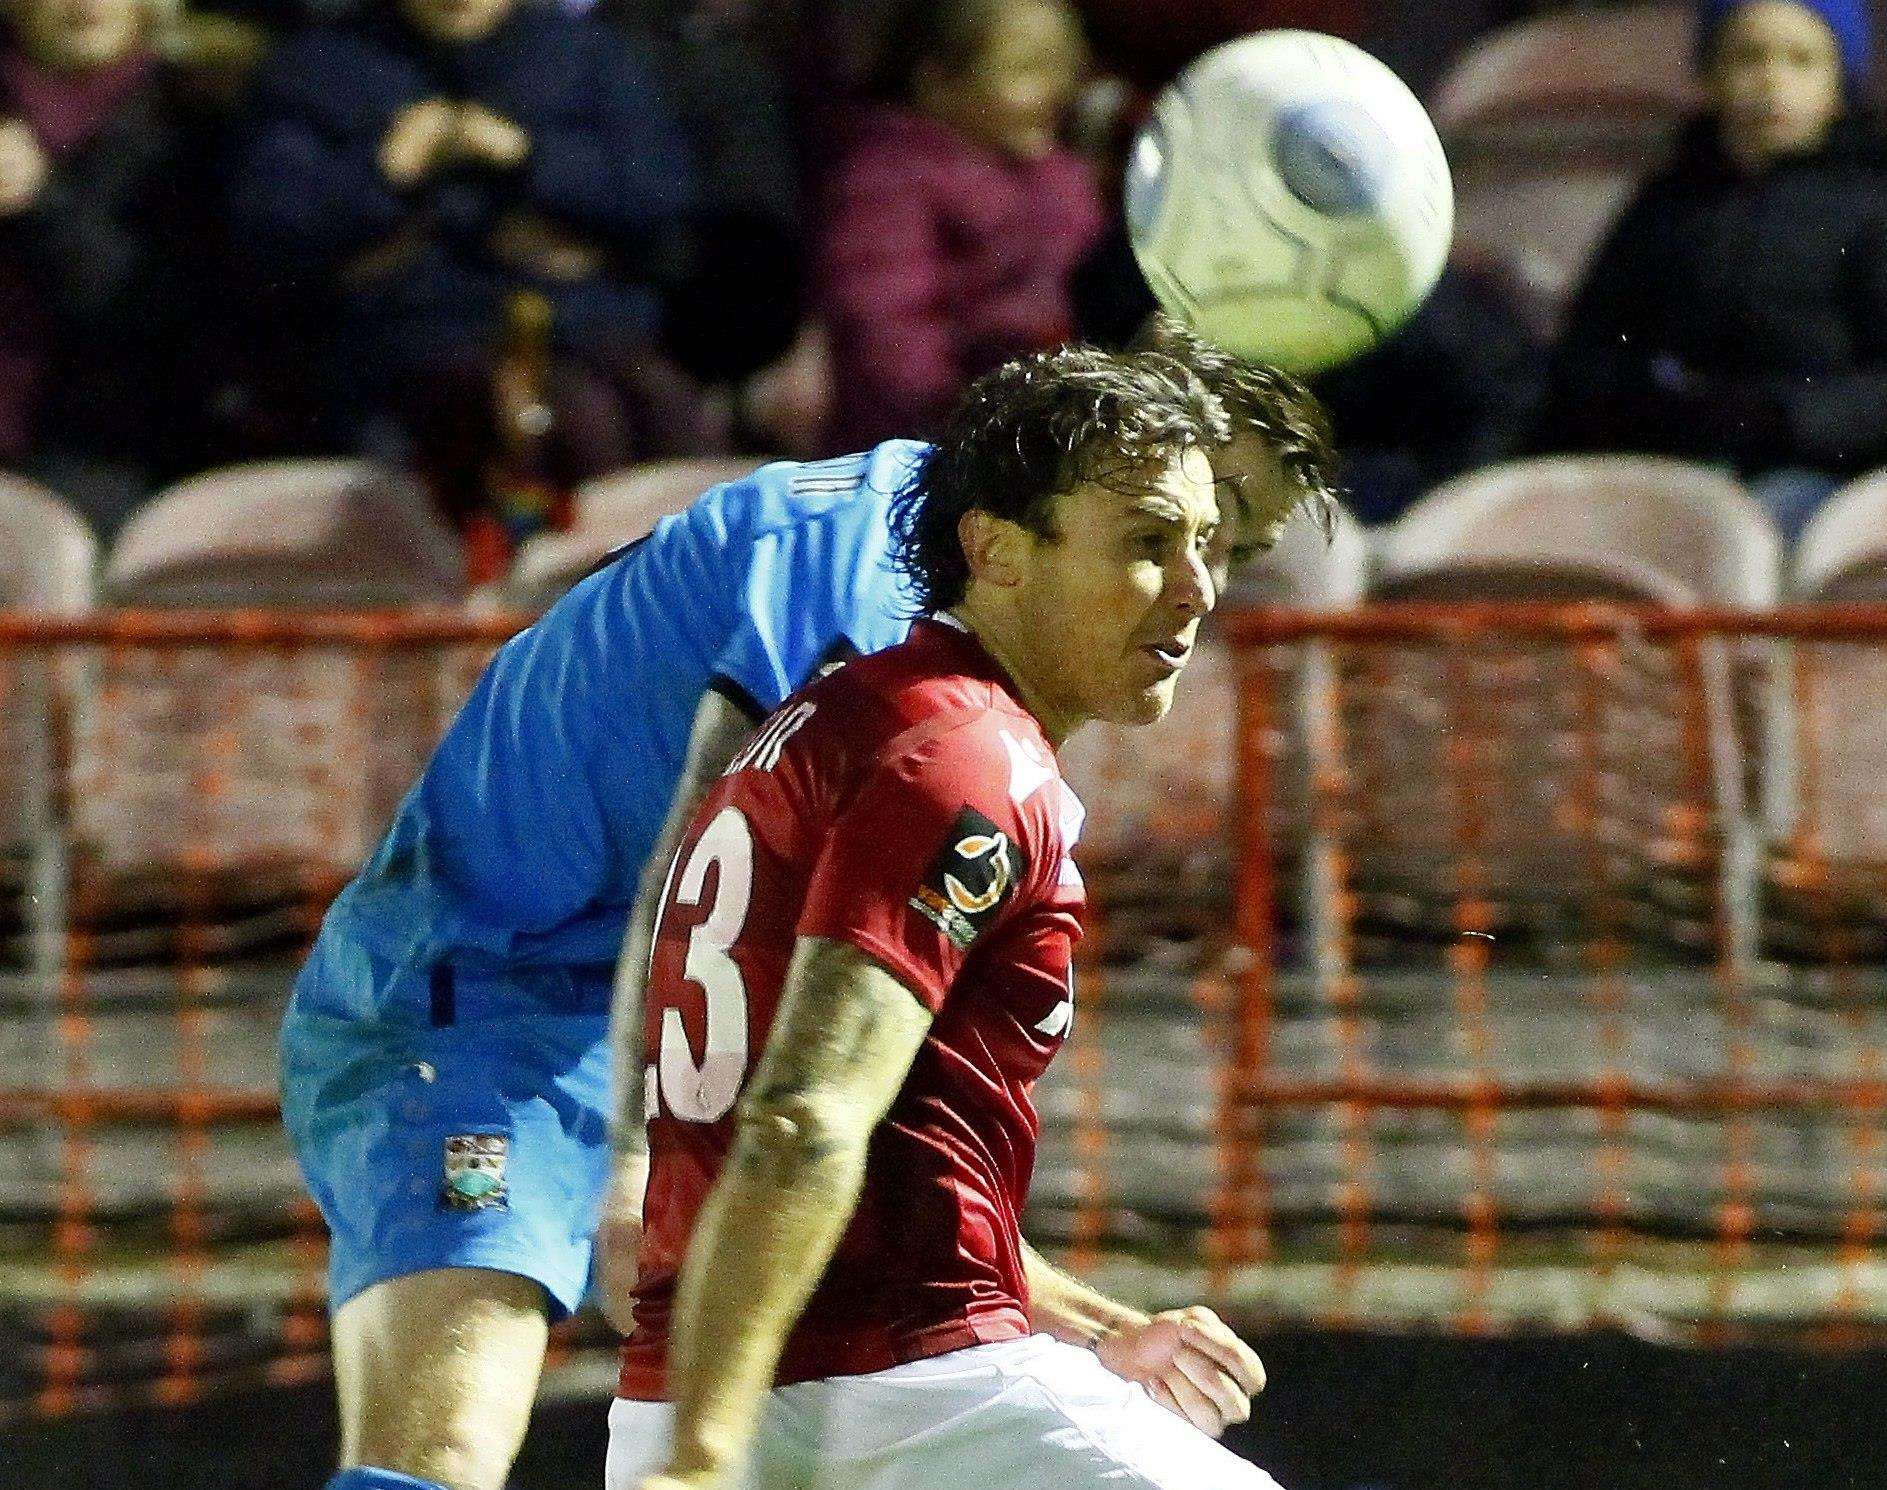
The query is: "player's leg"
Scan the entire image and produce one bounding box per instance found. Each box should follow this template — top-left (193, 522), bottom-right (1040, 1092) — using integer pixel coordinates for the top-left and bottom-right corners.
top-left (282, 971), bottom-right (615, 1490)
top-left (806, 1335), bottom-right (1284, 1490)
top-left (331, 1266), bottom-right (550, 1490)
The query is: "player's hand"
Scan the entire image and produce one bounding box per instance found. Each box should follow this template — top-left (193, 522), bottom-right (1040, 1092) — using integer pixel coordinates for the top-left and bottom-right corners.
top-left (452, 105), bottom-right (531, 170)
top-left (1097, 1305), bottom-right (1266, 1438)
top-left (593, 1153), bottom-right (647, 1335)
top-left (0, 120), bottom-right (49, 218)
top-left (380, 99), bottom-right (460, 188)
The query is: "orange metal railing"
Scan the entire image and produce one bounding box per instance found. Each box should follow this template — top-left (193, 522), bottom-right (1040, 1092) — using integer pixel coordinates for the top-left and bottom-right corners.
top-left (6, 605), bottom-right (1887, 1418)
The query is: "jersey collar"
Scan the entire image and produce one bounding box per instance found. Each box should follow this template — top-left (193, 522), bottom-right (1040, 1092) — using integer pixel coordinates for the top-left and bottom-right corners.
top-left (914, 613), bottom-right (1033, 717)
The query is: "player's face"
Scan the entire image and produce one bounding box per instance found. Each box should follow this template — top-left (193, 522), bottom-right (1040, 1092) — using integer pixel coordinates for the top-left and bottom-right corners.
top-left (1706, 1), bottom-right (1844, 167)
top-left (1011, 446), bottom-right (1219, 735)
top-left (1206, 432), bottom-right (1300, 591)
top-left (920, 0), bottom-right (1086, 162)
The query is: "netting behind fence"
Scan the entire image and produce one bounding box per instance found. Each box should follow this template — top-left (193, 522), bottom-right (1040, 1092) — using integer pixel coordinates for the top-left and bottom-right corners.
top-left (4, 606), bottom-right (1887, 1421)
top-left (0, 616), bottom-right (511, 1420)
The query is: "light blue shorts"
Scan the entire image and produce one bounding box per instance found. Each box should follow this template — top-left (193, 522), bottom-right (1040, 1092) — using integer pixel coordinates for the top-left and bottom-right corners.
top-left (280, 966), bottom-right (613, 1321)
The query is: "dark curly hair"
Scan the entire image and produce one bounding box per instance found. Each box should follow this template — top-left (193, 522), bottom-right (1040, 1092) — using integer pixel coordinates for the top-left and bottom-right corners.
top-left (888, 344), bottom-right (1231, 614)
top-left (1131, 315), bottom-right (1344, 541)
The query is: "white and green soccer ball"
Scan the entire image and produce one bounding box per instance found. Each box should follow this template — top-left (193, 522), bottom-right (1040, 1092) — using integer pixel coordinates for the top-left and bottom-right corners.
top-left (1126, 30), bottom-right (1454, 375)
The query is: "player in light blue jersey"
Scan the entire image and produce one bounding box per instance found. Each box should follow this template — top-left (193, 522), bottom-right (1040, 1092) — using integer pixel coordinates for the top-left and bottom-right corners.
top-left (282, 331), bottom-right (1339, 1490)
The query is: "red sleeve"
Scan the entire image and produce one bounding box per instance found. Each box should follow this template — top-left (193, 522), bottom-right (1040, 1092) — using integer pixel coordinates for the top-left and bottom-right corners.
top-left (797, 723), bottom-right (1046, 1011)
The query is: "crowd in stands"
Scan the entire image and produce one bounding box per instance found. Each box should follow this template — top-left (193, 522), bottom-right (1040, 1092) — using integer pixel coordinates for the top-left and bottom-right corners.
top-left (1534, 0), bottom-right (1887, 540)
top-left (4, 0), bottom-right (1887, 560)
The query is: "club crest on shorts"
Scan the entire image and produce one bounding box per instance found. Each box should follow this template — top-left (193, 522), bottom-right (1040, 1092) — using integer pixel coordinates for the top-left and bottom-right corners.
top-left (441, 1134), bottom-right (509, 1211)
top-left (910, 807), bottom-right (1028, 951)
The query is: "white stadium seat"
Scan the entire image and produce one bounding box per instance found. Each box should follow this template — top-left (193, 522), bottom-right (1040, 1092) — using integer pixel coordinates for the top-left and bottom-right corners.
top-left (502, 456), bottom-right (767, 613)
top-left (1345, 457), bottom-right (1775, 967)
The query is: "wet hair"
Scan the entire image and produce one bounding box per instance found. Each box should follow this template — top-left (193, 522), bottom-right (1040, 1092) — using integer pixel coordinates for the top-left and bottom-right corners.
top-left (888, 344), bottom-right (1230, 614)
top-left (1131, 315), bottom-right (1344, 541)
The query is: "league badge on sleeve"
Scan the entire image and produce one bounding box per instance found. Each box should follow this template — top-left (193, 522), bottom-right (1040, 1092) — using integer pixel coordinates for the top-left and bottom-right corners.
top-left (441, 1134), bottom-right (510, 1211)
top-left (910, 808), bottom-right (1029, 951)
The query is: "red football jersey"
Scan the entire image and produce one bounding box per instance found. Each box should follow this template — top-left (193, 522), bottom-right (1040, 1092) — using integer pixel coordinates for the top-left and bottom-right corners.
top-left (618, 617), bottom-right (1087, 1398)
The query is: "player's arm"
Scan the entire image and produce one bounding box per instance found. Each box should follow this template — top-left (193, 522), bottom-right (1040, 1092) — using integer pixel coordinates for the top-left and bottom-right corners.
top-left (1021, 1238), bottom-right (1267, 1438)
top-left (645, 937), bottom-right (934, 1490)
top-left (596, 686), bottom-right (761, 1333)
top-left (1019, 1236), bottom-right (1149, 1347)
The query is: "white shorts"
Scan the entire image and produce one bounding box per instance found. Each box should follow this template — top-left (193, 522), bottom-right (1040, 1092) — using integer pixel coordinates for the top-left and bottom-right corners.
top-left (604, 1334), bottom-right (1285, 1490)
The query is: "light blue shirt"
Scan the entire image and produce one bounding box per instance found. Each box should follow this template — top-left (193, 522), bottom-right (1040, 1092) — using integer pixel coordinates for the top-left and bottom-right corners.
top-left (299, 442), bottom-right (926, 1020)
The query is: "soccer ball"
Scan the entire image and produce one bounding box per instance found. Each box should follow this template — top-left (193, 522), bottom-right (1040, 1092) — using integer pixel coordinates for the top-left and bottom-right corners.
top-left (1125, 30), bottom-right (1453, 375)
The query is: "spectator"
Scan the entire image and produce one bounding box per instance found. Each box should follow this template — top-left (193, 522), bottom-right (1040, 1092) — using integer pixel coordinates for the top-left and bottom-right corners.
top-left (1366, 0), bottom-right (1534, 99)
top-left (1317, 265), bottom-right (1541, 523)
top-left (1532, 0), bottom-right (1887, 541)
top-left (780, 0), bottom-right (911, 167)
top-left (0, 0), bottom-right (217, 533)
top-left (229, 0), bottom-right (717, 527)
top-left (813, 0), bottom-right (1103, 451)
top-left (1075, 0), bottom-right (1366, 95)
top-left (599, 0), bottom-right (825, 449)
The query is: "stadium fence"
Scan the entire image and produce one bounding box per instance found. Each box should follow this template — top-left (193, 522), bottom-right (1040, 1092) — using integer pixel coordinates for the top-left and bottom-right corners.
top-left (4, 604), bottom-right (1886, 1422)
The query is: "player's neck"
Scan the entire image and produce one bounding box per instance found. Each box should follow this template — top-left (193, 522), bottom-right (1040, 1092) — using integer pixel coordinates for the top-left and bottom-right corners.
top-left (944, 603), bottom-right (1081, 747)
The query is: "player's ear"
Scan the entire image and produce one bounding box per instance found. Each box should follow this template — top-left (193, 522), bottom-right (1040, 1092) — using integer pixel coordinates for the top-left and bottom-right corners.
top-left (958, 509), bottom-right (1029, 591)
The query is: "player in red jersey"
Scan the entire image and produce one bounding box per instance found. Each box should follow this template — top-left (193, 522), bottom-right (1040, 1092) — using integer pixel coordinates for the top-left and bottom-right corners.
top-left (609, 345), bottom-right (1305, 1490)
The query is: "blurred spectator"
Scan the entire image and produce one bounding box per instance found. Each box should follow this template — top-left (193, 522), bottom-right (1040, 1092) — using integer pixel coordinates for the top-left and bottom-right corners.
top-left (814, 0), bottom-right (1103, 451)
top-left (1532, 0), bottom-right (1887, 541)
top-left (1074, 0), bottom-right (1364, 94)
top-left (193, 0), bottom-right (373, 37)
top-left (599, 0), bottom-right (826, 449)
top-left (601, 0), bottom-right (798, 241)
top-left (783, 0), bottom-right (915, 165)
top-left (1317, 265), bottom-right (1540, 523)
top-left (1365, 0), bottom-right (1534, 98)
top-left (229, 0), bottom-right (719, 527)
top-left (0, 0), bottom-right (220, 533)
top-left (161, 8), bottom-right (272, 101)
